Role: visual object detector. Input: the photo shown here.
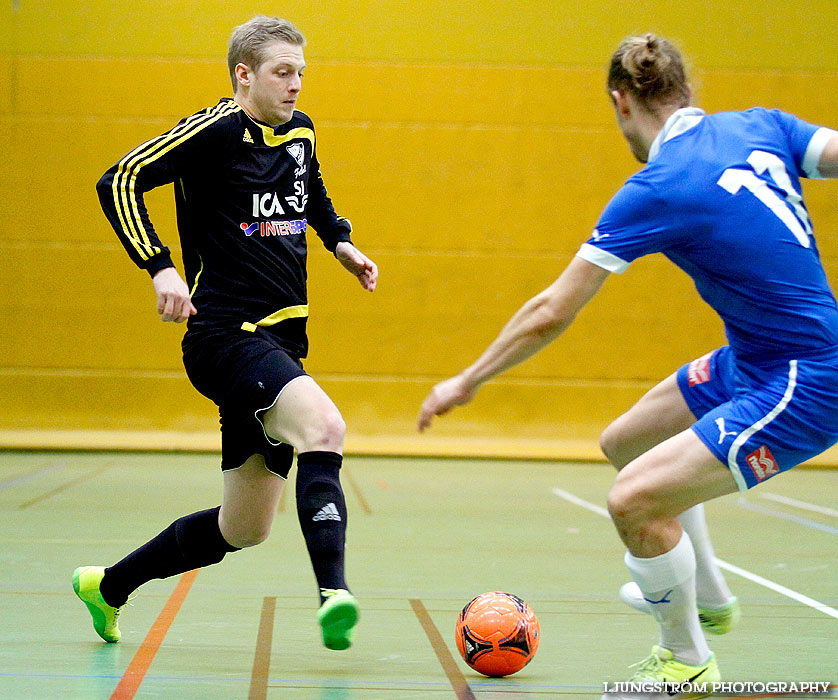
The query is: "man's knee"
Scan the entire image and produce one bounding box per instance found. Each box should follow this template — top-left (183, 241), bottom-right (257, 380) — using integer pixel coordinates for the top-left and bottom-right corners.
top-left (263, 383), bottom-right (346, 452)
top-left (219, 496), bottom-right (274, 549)
top-left (606, 468), bottom-right (664, 528)
top-left (607, 461), bottom-right (691, 535)
top-left (220, 521), bottom-right (272, 549)
top-left (607, 477), bottom-right (639, 526)
top-left (315, 408), bottom-right (346, 449)
top-left (287, 406), bottom-right (345, 452)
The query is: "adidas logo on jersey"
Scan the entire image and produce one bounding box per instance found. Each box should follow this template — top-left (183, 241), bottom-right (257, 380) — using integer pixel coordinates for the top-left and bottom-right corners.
top-left (243, 128), bottom-right (254, 144)
top-left (313, 503), bottom-right (341, 522)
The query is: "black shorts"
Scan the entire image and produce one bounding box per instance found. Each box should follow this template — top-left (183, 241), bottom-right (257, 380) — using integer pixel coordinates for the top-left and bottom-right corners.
top-left (182, 327), bottom-right (307, 477)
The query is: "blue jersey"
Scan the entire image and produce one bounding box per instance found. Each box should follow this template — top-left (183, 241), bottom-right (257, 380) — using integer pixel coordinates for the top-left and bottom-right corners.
top-left (578, 107), bottom-right (838, 364)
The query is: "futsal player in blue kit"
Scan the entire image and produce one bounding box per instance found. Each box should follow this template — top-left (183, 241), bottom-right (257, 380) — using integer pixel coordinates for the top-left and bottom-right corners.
top-left (418, 34), bottom-right (838, 695)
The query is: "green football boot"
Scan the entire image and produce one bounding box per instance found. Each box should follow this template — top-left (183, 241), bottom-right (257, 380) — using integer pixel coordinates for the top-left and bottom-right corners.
top-left (73, 566), bottom-right (124, 643)
top-left (317, 588), bottom-right (359, 650)
top-left (602, 645), bottom-right (721, 700)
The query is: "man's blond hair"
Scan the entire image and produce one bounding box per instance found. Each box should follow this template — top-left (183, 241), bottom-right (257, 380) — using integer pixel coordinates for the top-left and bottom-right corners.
top-left (227, 16), bottom-right (305, 90)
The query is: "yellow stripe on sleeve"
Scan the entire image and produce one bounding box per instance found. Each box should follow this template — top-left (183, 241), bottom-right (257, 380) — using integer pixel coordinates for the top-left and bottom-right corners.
top-left (111, 106), bottom-right (221, 260)
top-left (111, 101), bottom-right (241, 262)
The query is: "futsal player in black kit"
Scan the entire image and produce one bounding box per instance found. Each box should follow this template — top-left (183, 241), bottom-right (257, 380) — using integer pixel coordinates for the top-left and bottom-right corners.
top-left (73, 16), bottom-right (376, 651)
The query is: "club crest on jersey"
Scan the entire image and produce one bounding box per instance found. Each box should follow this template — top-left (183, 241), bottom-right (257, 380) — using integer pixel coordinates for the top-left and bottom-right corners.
top-left (687, 352), bottom-right (713, 386)
top-left (239, 219), bottom-right (307, 238)
top-left (286, 142), bottom-right (305, 166)
top-left (287, 142), bottom-right (307, 177)
top-left (745, 445), bottom-right (780, 482)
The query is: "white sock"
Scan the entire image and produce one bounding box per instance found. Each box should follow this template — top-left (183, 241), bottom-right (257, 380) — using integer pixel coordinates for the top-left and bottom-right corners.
top-left (624, 531), bottom-right (711, 667)
top-left (678, 504), bottom-right (733, 609)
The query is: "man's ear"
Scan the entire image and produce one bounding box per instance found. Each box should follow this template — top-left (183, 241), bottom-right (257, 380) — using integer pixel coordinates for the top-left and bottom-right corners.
top-left (611, 90), bottom-right (631, 118)
top-left (234, 63), bottom-right (251, 89)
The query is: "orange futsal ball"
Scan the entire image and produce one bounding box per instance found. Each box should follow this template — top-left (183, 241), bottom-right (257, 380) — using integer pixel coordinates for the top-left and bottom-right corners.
top-left (454, 591), bottom-right (540, 677)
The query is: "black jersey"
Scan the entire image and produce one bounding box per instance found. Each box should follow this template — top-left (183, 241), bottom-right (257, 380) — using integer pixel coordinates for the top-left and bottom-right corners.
top-left (97, 98), bottom-right (352, 357)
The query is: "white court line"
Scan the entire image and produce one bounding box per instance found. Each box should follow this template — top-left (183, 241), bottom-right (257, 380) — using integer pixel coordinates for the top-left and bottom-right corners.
top-left (0, 462), bottom-right (67, 491)
top-left (713, 559), bottom-right (838, 619)
top-left (760, 492), bottom-right (838, 518)
top-left (737, 498), bottom-right (838, 535)
top-left (551, 487), bottom-right (838, 621)
top-left (552, 487), bottom-right (609, 519)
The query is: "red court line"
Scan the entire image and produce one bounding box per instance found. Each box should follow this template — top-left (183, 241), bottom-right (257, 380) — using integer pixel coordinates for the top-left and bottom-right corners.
top-left (343, 466), bottom-right (372, 515)
top-left (410, 598), bottom-right (476, 700)
top-left (277, 484), bottom-right (288, 513)
top-left (18, 463), bottom-right (112, 509)
top-left (109, 569), bottom-right (200, 700)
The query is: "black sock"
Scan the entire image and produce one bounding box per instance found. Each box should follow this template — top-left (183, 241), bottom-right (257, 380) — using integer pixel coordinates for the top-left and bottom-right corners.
top-left (295, 451), bottom-right (348, 602)
top-left (99, 506), bottom-right (239, 607)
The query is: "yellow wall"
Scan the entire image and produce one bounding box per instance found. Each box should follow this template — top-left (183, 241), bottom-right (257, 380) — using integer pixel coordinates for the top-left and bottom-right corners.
top-left (1, 1), bottom-right (837, 457)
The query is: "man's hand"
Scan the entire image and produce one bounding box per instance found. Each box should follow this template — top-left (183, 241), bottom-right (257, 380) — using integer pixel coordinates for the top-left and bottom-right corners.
top-left (152, 267), bottom-right (197, 323)
top-left (335, 241), bottom-right (378, 291)
top-left (417, 375), bottom-right (476, 432)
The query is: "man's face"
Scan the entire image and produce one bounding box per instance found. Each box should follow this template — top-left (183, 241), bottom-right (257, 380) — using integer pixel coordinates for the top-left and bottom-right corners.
top-left (241, 41), bottom-right (305, 126)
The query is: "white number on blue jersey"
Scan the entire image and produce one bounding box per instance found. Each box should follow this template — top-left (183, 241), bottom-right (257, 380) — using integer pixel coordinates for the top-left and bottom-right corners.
top-left (717, 150), bottom-right (813, 248)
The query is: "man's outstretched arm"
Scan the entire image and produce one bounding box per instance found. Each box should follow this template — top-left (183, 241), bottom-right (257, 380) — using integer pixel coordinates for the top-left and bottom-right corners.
top-left (418, 256), bottom-right (610, 431)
